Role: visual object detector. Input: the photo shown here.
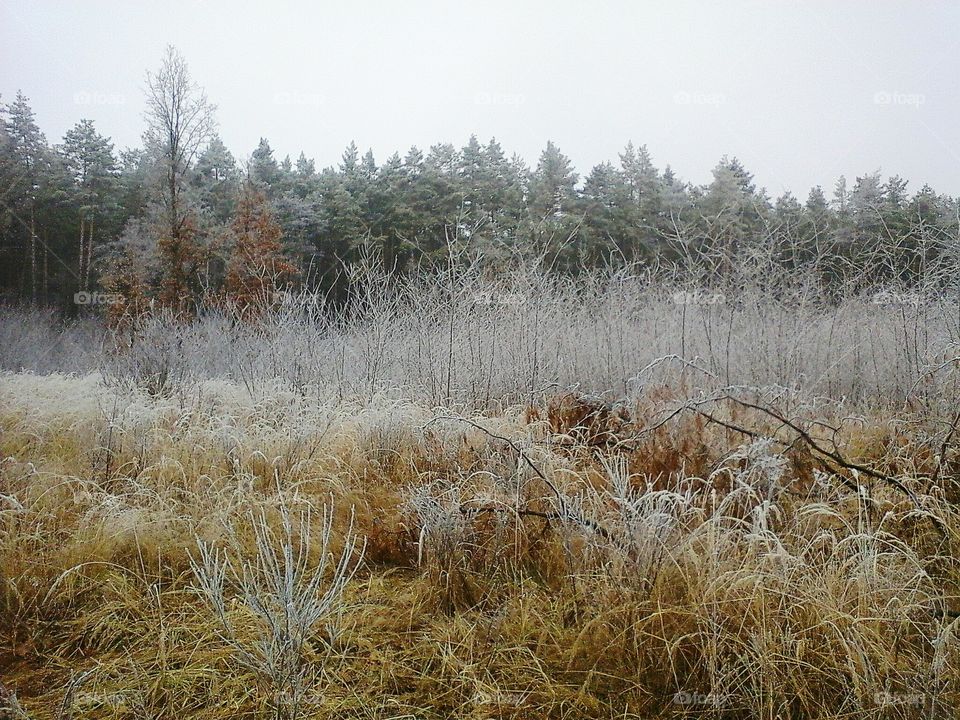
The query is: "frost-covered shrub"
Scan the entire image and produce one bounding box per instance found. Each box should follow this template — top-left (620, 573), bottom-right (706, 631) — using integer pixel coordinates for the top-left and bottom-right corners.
top-left (190, 501), bottom-right (364, 720)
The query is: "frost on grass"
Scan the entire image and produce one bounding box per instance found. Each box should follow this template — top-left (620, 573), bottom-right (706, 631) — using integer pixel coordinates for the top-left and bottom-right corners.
top-left (2, 326), bottom-right (960, 718)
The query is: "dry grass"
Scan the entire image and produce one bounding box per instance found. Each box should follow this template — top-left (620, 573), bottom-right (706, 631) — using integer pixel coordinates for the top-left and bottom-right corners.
top-left (1, 366), bottom-right (958, 719)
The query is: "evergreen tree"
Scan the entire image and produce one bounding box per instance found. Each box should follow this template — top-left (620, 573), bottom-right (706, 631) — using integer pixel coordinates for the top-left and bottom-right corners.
top-left (4, 58), bottom-right (960, 310)
top-left (583, 161), bottom-right (632, 262)
top-left (619, 143), bottom-right (661, 225)
top-left (193, 134), bottom-right (239, 224)
top-left (316, 167), bottom-right (363, 297)
top-left (295, 151), bottom-right (315, 179)
top-left (57, 119), bottom-right (119, 292)
top-left (530, 141), bottom-right (578, 218)
top-left (249, 137), bottom-right (282, 190)
top-left (340, 141), bottom-right (360, 176)
top-left (699, 156), bottom-right (768, 279)
top-left (1, 92), bottom-right (78, 303)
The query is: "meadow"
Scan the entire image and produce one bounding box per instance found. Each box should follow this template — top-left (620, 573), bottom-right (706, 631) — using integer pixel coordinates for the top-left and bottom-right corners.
top-left (1, 265), bottom-right (959, 719)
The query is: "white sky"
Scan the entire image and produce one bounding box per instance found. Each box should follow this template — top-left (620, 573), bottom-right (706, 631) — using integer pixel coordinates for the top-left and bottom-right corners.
top-left (2, 0), bottom-right (958, 197)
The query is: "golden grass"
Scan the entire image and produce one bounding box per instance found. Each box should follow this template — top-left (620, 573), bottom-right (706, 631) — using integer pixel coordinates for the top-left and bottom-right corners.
top-left (1, 373), bottom-right (958, 719)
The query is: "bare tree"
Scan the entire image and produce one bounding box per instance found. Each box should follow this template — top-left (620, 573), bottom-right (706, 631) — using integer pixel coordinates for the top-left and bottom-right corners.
top-left (143, 45), bottom-right (216, 307)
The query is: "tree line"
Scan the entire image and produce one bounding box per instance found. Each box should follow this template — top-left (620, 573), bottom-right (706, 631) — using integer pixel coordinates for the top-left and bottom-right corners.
top-left (2, 46), bottom-right (958, 317)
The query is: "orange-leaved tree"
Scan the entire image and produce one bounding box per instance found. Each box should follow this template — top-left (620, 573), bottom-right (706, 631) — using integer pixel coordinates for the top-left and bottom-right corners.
top-left (157, 213), bottom-right (203, 313)
top-left (224, 184), bottom-right (298, 316)
top-left (102, 249), bottom-right (150, 339)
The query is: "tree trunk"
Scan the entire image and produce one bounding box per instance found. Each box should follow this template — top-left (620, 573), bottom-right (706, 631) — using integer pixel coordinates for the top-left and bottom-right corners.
top-left (43, 237), bottom-right (48, 299)
top-left (85, 218), bottom-right (95, 291)
top-left (30, 206), bottom-right (37, 302)
top-left (79, 218), bottom-right (86, 288)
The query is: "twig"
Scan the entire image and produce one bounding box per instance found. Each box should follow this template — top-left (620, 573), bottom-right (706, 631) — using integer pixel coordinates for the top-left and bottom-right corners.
top-left (461, 504), bottom-right (613, 540)
top-left (425, 416), bottom-right (567, 515)
top-left (931, 408), bottom-right (960, 487)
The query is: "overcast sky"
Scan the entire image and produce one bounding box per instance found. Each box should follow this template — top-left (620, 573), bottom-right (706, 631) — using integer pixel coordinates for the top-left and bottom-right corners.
top-left (2, 0), bottom-right (958, 197)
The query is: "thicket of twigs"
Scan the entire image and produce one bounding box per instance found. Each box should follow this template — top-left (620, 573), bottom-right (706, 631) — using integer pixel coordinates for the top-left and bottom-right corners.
top-left (2, 253), bottom-right (960, 718)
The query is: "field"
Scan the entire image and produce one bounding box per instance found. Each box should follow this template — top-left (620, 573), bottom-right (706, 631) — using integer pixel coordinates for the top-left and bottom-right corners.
top-left (1, 269), bottom-right (959, 719)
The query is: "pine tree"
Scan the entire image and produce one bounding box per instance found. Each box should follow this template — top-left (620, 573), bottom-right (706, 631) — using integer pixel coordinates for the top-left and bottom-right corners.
top-left (340, 141), bottom-right (359, 175)
top-left (3, 91), bottom-right (56, 300)
top-left (193, 134), bottom-right (239, 224)
top-left (476, 138), bottom-right (523, 252)
top-left (849, 171), bottom-right (885, 269)
top-left (57, 119), bottom-right (118, 291)
top-left (582, 162), bottom-right (621, 260)
top-left (116, 148), bottom-right (151, 223)
top-left (316, 167), bottom-right (363, 298)
top-left (361, 149), bottom-right (377, 180)
top-left (802, 186), bottom-right (832, 264)
top-left (295, 151), bottom-right (315, 178)
top-left (619, 142), bottom-right (660, 208)
top-left (459, 135), bottom-right (484, 197)
top-left (699, 156), bottom-right (769, 278)
top-left (618, 142), bottom-right (663, 251)
top-left (530, 141), bottom-right (578, 218)
top-left (249, 138), bottom-right (281, 190)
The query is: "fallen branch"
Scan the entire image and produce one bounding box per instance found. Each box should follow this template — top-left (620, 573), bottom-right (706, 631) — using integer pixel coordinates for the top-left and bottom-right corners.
top-left (424, 416), bottom-right (617, 542)
top-left (647, 392), bottom-right (948, 539)
top-left (425, 415), bottom-right (567, 514)
top-left (461, 504), bottom-right (613, 541)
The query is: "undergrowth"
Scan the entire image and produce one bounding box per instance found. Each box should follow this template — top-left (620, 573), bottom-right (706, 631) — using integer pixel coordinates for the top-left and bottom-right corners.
top-left (1, 368), bottom-right (958, 719)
